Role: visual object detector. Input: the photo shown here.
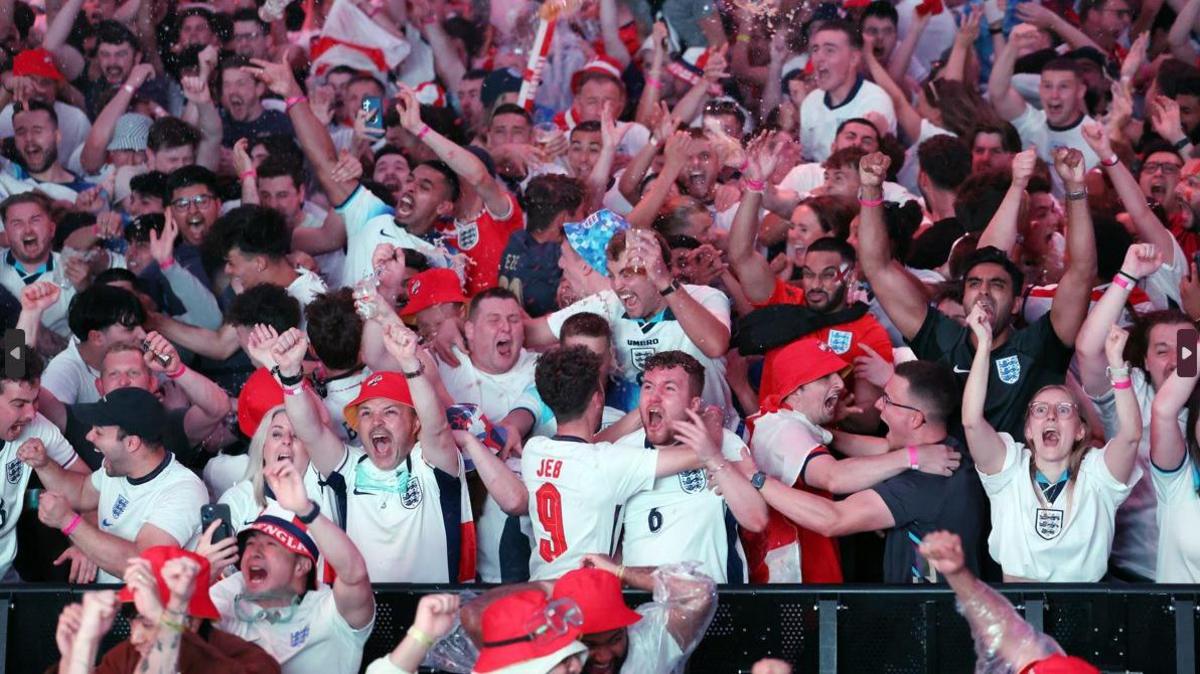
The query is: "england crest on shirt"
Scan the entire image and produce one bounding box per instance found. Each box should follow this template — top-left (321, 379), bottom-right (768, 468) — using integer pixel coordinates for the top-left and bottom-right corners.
top-left (455, 219), bottom-right (480, 251)
top-left (995, 356), bottom-right (1021, 385)
top-left (5, 458), bottom-right (21, 484)
top-left (827, 330), bottom-right (853, 355)
top-left (401, 476), bottom-right (423, 509)
top-left (678, 468), bottom-right (707, 494)
top-left (1035, 507), bottom-right (1064, 540)
top-left (289, 626), bottom-right (310, 648)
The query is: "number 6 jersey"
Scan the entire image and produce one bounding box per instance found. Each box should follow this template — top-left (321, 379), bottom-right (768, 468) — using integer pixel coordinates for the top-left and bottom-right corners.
top-left (521, 434), bottom-right (657, 580)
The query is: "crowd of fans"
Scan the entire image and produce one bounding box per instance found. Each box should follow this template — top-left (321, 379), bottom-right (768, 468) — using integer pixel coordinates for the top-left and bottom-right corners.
top-left (0, 0), bottom-right (1196, 670)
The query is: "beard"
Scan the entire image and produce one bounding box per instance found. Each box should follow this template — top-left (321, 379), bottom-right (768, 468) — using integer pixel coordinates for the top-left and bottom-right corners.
top-left (19, 143), bottom-right (58, 173)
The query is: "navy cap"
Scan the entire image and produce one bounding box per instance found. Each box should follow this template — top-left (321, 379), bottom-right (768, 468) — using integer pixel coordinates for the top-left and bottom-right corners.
top-left (74, 387), bottom-right (166, 443)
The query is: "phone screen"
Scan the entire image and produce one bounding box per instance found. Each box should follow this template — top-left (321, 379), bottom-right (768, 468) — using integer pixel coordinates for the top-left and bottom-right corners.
top-left (362, 96), bottom-right (384, 130)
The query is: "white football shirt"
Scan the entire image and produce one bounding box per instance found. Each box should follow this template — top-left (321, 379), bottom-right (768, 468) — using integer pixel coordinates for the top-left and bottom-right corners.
top-left (343, 444), bottom-right (474, 582)
top-left (0, 415), bottom-right (79, 578)
top-left (521, 435), bottom-right (657, 580)
top-left (799, 78), bottom-right (896, 162)
top-left (979, 433), bottom-right (1141, 582)
top-left (92, 452), bottom-right (208, 583)
top-left (438, 348), bottom-right (538, 583)
top-left (211, 574), bottom-right (373, 674)
top-left (618, 428), bottom-right (749, 583)
top-left (1152, 453), bottom-right (1200, 583)
top-left (545, 287), bottom-right (734, 419)
top-left (41, 339), bottom-right (100, 405)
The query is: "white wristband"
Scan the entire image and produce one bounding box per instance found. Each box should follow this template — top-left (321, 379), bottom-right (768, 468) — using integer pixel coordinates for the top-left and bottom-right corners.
top-left (983, 0), bottom-right (1004, 24)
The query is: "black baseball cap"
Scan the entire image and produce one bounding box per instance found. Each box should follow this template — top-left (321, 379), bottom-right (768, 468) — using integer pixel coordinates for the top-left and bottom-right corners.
top-left (74, 387), bottom-right (166, 443)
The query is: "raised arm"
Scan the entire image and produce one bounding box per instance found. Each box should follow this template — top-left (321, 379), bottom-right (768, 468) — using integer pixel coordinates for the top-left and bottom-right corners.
top-left (1081, 122), bottom-right (1177, 262)
top-left (1102, 326), bottom-right (1143, 482)
top-left (987, 27), bottom-right (1032, 122)
top-left (1015, 3), bottom-right (1103, 52)
top-left (380, 321), bottom-right (460, 475)
top-left (1049, 147), bottom-right (1098, 345)
top-left (395, 86), bottom-right (511, 218)
top-left (266, 328), bottom-right (347, 476)
top-left (863, 42), bottom-right (922, 142)
top-left (43, 0), bottom-right (87, 80)
top-left (887, 10), bottom-right (931, 86)
top-left (265, 461), bottom-right (374, 629)
top-left (729, 135), bottom-right (781, 303)
top-left (962, 304), bottom-right (1008, 475)
top-left (598, 0), bottom-right (631, 67)
top-left (417, 3), bottom-right (466, 95)
top-left (636, 24), bottom-right (669, 128)
top-left (760, 29), bottom-right (789, 119)
top-left (585, 105), bottom-right (630, 212)
top-left (940, 7), bottom-right (982, 83)
top-left (636, 229), bottom-right (730, 357)
top-left (148, 315), bottom-right (240, 361)
top-left (619, 107), bottom-right (670, 202)
top-left (627, 131), bottom-right (693, 229)
top-left (1150, 370), bottom-right (1198, 471)
top-left (80, 64), bottom-right (155, 174)
top-left (1169, 0), bottom-right (1200, 63)
top-left (246, 58), bottom-right (353, 205)
top-left (855, 153), bottom-right (929, 339)
top-left (143, 332), bottom-right (231, 445)
top-left (1075, 244), bottom-right (1163, 396)
top-left (455, 431), bottom-right (527, 515)
top-left (180, 72), bottom-right (222, 172)
top-left (978, 149), bottom-right (1038, 254)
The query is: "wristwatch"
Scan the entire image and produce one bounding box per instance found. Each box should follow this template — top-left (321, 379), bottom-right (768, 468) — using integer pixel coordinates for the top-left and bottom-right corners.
top-left (271, 366), bottom-right (304, 387)
top-left (297, 501), bottom-right (321, 524)
top-left (750, 471), bottom-right (767, 490)
top-left (402, 359), bottom-right (425, 379)
top-left (659, 279), bottom-right (681, 297)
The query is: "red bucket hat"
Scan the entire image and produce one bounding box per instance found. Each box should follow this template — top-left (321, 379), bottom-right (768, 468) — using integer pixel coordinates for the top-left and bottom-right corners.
top-left (472, 591), bottom-right (587, 674)
top-left (343, 371), bottom-right (415, 430)
top-left (117, 546), bottom-right (221, 620)
top-left (551, 567), bottom-right (642, 634)
top-left (399, 268), bottom-right (467, 317)
top-left (1020, 656), bottom-right (1101, 674)
top-left (768, 338), bottom-right (850, 402)
top-left (237, 367), bottom-right (285, 437)
top-left (14, 48), bottom-right (64, 81)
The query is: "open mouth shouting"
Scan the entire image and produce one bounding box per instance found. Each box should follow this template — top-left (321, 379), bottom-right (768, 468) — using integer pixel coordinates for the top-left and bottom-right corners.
top-left (1041, 427), bottom-right (1061, 448)
top-left (245, 562), bottom-right (269, 587)
top-left (495, 336), bottom-right (513, 359)
top-left (396, 192), bottom-right (416, 219)
top-left (369, 427), bottom-right (394, 459)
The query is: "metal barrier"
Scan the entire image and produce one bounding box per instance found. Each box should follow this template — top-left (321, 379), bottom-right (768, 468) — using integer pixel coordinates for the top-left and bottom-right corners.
top-left (2, 585), bottom-right (1198, 674)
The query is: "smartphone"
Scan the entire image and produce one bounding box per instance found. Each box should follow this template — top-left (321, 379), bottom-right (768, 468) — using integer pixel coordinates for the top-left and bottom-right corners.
top-left (362, 96), bottom-right (384, 131)
top-left (201, 503), bottom-right (234, 544)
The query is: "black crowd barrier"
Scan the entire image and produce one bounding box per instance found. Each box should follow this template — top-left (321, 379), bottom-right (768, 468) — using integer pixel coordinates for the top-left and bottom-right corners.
top-left (1, 584), bottom-right (1198, 674)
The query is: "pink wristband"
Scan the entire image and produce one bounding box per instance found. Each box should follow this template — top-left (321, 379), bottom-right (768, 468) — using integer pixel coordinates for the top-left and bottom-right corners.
top-left (646, 76), bottom-right (663, 90)
top-left (61, 513), bottom-right (82, 535)
top-left (1101, 154), bottom-right (1119, 167)
top-left (159, 257), bottom-right (175, 271)
top-left (744, 178), bottom-right (765, 192)
top-left (164, 364), bottom-right (186, 380)
top-left (859, 197), bottom-right (884, 208)
top-left (239, 169), bottom-right (256, 181)
top-left (284, 95), bottom-right (307, 111)
top-left (416, 124), bottom-right (431, 140)
top-left (284, 382), bottom-right (307, 396)
top-left (1112, 273), bottom-right (1134, 290)
top-left (1112, 378), bottom-right (1133, 390)
top-left (906, 445), bottom-right (919, 471)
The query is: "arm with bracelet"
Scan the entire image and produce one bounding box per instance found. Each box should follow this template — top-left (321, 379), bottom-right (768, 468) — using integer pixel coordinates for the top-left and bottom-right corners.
top-left (1048, 147), bottom-right (1098, 346)
top-left (1101, 325), bottom-right (1143, 484)
top-left (1074, 244), bottom-right (1164, 397)
top-left (366, 594), bottom-right (461, 674)
top-left (961, 304), bottom-right (1008, 476)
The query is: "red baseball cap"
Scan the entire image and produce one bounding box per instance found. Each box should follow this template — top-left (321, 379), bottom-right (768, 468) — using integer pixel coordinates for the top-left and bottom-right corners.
top-left (770, 338), bottom-right (851, 400)
top-left (14, 48), bottom-right (64, 81)
top-left (570, 56), bottom-right (624, 94)
top-left (551, 567), bottom-right (642, 634)
top-left (399, 268), bottom-right (466, 317)
top-left (1020, 655), bottom-right (1100, 674)
top-left (117, 546), bottom-right (221, 620)
top-left (237, 367), bottom-right (285, 437)
top-left (472, 591), bottom-right (587, 674)
top-left (343, 371), bottom-right (415, 430)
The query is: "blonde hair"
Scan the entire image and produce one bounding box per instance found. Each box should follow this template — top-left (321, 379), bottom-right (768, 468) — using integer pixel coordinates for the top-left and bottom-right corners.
top-left (1023, 385), bottom-right (1092, 481)
top-left (242, 405), bottom-right (288, 509)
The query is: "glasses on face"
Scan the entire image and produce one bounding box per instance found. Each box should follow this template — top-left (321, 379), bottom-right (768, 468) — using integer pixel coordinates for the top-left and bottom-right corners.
top-left (1142, 162), bottom-right (1182, 176)
top-left (1027, 401), bottom-right (1078, 420)
top-left (482, 598), bottom-right (583, 648)
top-left (170, 194), bottom-right (214, 211)
top-left (881, 393), bottom-right (923, 416)
top-left (232, 32), bottom-right (262, 42)
top-left (798, 267), bottom-right (848, 284)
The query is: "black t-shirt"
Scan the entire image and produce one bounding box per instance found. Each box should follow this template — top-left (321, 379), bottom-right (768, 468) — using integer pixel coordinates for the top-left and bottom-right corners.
top-left (499, 229), bottom-right (562, 318)
top-left (907, 309), bottom-right (1073, 438)
top-left (220, 108), bottom-right (294, 147)
top-left (872, 438), bottom-right (987, 583)
top-left (66, 406), bottom-right (196, 470)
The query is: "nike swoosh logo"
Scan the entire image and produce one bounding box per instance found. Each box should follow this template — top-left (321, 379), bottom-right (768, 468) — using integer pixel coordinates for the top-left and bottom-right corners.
top-left (953, 366), bottom-right (969, 374)
top-left (378, 228), bottom-right (397, 240)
